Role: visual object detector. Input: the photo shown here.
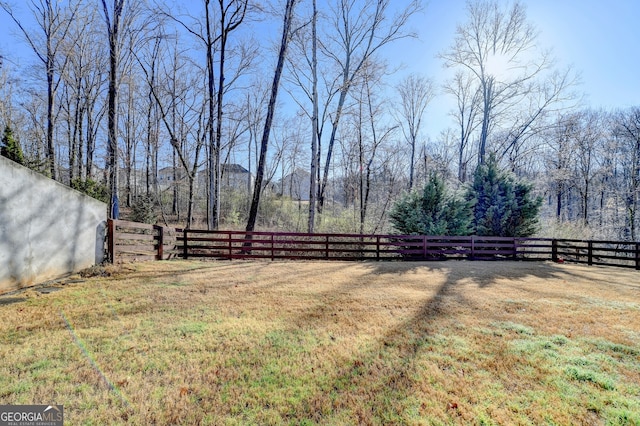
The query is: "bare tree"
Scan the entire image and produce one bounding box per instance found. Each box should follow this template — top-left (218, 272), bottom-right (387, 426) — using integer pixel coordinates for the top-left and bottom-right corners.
top-left (57, 6), bottom-right (106, 183)
top-left (443, 71), bottom-right (481, 182)
top-left (317, 0), bottom-right (420, 212)
top-left (120, 60), bottom-right (144, 208)
top-left (1, 0), bottom-right (82, 179)
top-left (356, 63), bottom-right (397, 234)
top-left (308, 0), bottom-right (319, 232)
top-left (243, 79), bottom-right (269, 193)
top-left (614, 107), bottom-right (640, 239)
top-left (396, 73), bottom-right (434, 190)
top-left (77, 17), bottom-right (107, 181)
top-left (141, 33), bottom-right (162, 197)
top-left (211, 0), bottom-right (250, 229)
top-left (574, 110), bottom-right (605, 225)
top-left (284, 0), bottom-right (327, 232)
top-left (101, 0), bottom-right (125, 218)
top-left (0, 62), bottom-right (16, 130)
top-left (544, 113), bottom-right (578, 221)
top-left (163, 0), bottom-right (253, 229)
top-left (135, 31), bottom-right (209, 228)
top-left (72, 7), bottom-right (106, 182)
top-left (500, 66), bottom-right (578, 174)
top-left (440, 0), bottom-right (553, 165)
top-left (245, 0), bottom-right (300, 234)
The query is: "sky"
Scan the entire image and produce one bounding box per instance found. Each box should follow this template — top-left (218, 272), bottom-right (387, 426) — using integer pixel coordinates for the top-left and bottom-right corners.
top-left (384, 0), bottom-right (640, 137)
top-left (1, 0), bottom-right (639, 139)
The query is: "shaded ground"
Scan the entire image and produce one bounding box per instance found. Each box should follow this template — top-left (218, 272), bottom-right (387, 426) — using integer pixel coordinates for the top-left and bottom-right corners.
top-left (1, 260), bottom-right (639, 425)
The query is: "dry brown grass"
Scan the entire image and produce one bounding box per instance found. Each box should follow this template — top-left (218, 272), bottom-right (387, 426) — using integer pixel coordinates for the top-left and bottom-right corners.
top-left (1, 260), bottom-right (639, 425)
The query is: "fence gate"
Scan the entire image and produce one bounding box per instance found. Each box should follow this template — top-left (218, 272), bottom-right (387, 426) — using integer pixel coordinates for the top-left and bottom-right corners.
top-left (107, 220), bottom-right (177, 263)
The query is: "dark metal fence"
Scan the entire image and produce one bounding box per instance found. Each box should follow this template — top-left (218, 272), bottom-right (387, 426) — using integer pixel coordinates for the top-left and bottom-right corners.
top-left (107, 220), bottom-right (640, 269)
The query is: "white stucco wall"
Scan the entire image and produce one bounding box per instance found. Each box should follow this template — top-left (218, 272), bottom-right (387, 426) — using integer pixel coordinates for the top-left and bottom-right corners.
top-left (0, 156), bottom-right (107, 293)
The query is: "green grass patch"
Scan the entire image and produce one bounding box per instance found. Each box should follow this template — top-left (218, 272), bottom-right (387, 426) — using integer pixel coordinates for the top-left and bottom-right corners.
top-left (564, 365), bottom-right (616, 390)
top-left (174, 321), bottom-right (208, 336)
top-left (506, 329), bottom-right (640, 423)
top-left (493, 320), bottom-right (536, 335)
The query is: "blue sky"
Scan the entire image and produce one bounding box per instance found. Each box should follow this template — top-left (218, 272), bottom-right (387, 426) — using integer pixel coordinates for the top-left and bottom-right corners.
top-left (384, 0), bottom-right (640, 136)
top-left (1, 0), bottom-right (638, 138)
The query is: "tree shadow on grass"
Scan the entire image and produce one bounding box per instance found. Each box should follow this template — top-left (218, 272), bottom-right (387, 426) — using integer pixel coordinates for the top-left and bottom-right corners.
top-left (276, 259), bottom-right (585, 424)
top-left (0, 297), bottom-right (27, 306)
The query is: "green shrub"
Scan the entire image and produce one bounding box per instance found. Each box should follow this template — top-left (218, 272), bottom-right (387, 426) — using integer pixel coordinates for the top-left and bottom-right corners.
top-left (466, 155), bottom-right (542, 237)
top-left (1, 126), bottom-right (24, 165)
top-left (70, 178), bottom-right (109, 203)
top-left (389, 173), bottom-right (473, 236)
top-left (131, 195), bottom-right (157, 224)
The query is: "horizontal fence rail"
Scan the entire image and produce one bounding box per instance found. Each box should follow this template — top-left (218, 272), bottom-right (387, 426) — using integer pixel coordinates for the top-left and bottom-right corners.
top-left (107, 220), bottom-right (640, 270)
top-left (107, 219), bottom-right (178, 263)
top-left (552, 239), bottom-right (640, 269)
top-left (176, 231), bottom-right (554, 262)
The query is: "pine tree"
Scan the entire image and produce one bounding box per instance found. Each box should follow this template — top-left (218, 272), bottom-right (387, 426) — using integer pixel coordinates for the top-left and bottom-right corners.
top-left (390, 173), bottom-right (473, 236)
top-left (467, 155), bottom-right (542, 237)
top-left (1, 126), bottom-right (25, 165)
top-left (70, 178), bottom-right (109, 203)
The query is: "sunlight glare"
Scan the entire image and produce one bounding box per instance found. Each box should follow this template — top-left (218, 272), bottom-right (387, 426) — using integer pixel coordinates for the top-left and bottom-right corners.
top-left (485, 52), bottom-right (512, 79)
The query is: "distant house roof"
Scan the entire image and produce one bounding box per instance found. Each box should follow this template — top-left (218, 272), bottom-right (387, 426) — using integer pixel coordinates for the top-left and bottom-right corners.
top-left (158, 166), bottom-right (175, 174)
top-left (276, 169), bottom-right (311, 201)
top-left (222, 164), bottom-right (250, 174)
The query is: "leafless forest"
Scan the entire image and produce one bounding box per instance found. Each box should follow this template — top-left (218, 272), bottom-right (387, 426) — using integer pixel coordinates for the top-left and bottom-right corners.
top-left (1, 0), bottom-right (638, 240)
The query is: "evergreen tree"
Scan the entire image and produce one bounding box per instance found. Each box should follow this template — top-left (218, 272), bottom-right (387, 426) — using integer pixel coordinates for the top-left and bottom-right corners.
top-left (70, 178), bottom-right (109, 203)
top-left (467, 155), bottom-right (542, 237)
top-left (1, 126), bottom-right (25, 165)
top-left (130, 195), bottom-right (157, 224)
top-left (390, 173), bottom-right (474, 235)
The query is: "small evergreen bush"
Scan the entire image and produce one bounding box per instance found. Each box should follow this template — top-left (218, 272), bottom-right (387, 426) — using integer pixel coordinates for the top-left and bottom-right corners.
top-left (466, 155), bottom-right (542, 237)
top-left (131, 195), bottom-right (157, 224)
top-left (71, 178), bottom-right (109, 203)
top-left (1, 126), bottom-right (25, 165)
top-left (390, 173), bottom-right (474, 236)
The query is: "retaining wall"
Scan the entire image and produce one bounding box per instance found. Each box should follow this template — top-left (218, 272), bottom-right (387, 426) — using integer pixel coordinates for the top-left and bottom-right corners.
top-left (0, 156), bottom-right (107, 293)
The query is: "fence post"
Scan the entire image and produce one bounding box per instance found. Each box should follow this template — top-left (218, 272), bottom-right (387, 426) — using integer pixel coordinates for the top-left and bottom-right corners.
top-left (228, 232), bottom-right (233, 259)
top-left (422, 235), bottom-right (427, 260)
top-left (552, 239), bottom-right (558, 262)
top-left (376, 236), bottom-right (380, 261)
top-left (156, 225), bottom-right (164, 261)
top-left (107, 219), bottom-right (115, 264)
top-left (636, 243), bottom-right (640, 270)
top-left (471, 235), bottom-right (475, 259)
top-left (271, 233), bottom-right (275, 261)
top-left (326, 235), bottom-right (330, 259)
top-left (183, 229), bottom-right (188, 259)
top-left (588, 241), bottom-right (593, 266)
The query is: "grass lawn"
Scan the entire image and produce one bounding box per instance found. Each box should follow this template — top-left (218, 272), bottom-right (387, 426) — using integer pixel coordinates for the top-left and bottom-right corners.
top-left (1, 260), bottom-right (639, 425)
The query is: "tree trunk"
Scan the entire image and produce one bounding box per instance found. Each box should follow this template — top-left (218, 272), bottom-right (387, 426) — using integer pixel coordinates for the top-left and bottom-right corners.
top-left (478, 79), bottom-right (492, 165)
top-left (102, 0), bottom-right (124, 220)
top-left (106, 31), bottom-right (119, 218)
top-left (318, 86), bottom-right (347, 213)
top-left (408, 134), bottom-right (415, 190)
top-left (245, 0), bottom-right (298, 235)
top-left (307, 0), bottom-right (318, 233)
top-left (205, 0), bottom-right (218, 230)
top-left (46, 55), bottom-right (56, 179)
